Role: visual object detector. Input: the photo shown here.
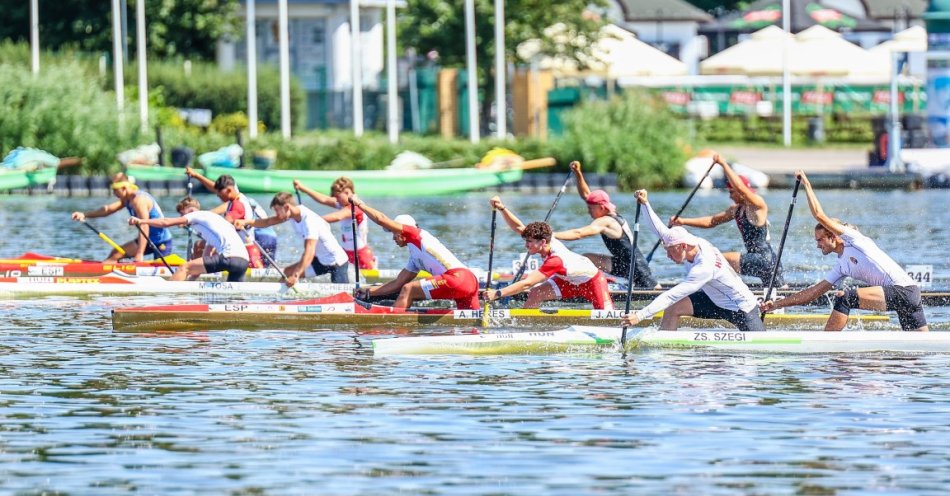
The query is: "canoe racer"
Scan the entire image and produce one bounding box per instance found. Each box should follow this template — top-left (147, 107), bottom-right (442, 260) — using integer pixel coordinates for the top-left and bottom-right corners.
top-left (70, 173), bottom-right (172, 262)
top-left (349, 197), bottom-right (479, 309)
top-left (482, 196), bottom-right (614, 310)
top-left (553, 161), bottom-right (658, 288)
top-left (129, 197), bottom-right (249, 281)
top-left (622, 189), bottom-right (764, 331)
top-left (760, 171), bottom-right (928, 331)
top-left (235, 192), bottom-right (350, 286)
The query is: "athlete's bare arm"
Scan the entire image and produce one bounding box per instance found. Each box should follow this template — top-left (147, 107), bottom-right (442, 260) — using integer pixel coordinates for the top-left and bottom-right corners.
top-left (673, 205), bottom-right (737, 229)
top-left (350, 197), bottom-right (402, 233)
top-left (554, 217), bottom-right (610, 241)
top-left (570, 161), bottom-right (592, 200)
top-left (185, 167), bottom-right (216, 191)
top-left (489, 196), bottom-right (526, 235)
top-left (71, 200), bottom-right (124, 221)
top-left (797, 170), bottom-right (846, 236)
top-left (293, 180), bottom-right (337, 208)
top-left (762, 280), bottom-right (834, 312)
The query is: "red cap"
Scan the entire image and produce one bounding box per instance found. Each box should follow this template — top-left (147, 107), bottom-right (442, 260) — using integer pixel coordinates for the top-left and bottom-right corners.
top-left (726, 175), bottom-right (754, 191)
top-left (585, 189), bottom-right (616, 212)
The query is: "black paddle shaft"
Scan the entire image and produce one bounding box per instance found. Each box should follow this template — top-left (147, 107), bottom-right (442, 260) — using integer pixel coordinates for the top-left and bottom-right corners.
top-left (620, 201), bottom-right (643, 348)
top-left (760, 178), bottom-right (802, 321)
top-left (645, 160), bottom-right (716, 263)
top-left (486, 209), bottom-right (498, 291)
top-left (134, 223), bottom-right (174, 272)
top-left (351, 201), bottom-right (361, 290)
top-left (510, 170), bottom-right (574, 284)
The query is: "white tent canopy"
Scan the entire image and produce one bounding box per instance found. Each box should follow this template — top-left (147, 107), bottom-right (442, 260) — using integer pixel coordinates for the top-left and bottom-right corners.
top-left (700, 25), bottom-right (879, 79)
top-left (519, 24), bottom-right (687, 78)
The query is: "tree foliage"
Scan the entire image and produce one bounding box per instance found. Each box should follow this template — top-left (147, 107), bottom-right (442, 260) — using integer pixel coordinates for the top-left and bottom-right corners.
top-left (0, 0), bottom-right (240, 60)
top-left (399, 0), bottom-right (608, 71)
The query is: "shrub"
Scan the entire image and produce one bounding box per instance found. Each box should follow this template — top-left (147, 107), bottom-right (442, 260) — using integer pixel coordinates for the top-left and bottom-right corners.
top-left (559, 90), bottom-right (687, 189)
top-left (143, 59), bottom-right (306, 132)
top-left (0, 60), bottom-right (140, 173)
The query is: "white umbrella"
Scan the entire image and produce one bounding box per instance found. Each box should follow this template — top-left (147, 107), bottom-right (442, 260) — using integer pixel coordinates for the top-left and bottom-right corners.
top-left (519, 24), bottom-right (687, 78)
top-left (700, 25), bottom-right (791, 75)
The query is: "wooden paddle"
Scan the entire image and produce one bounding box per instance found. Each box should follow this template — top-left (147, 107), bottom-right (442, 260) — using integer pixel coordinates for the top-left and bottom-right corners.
top-left (510, 169), bottom-right (574, 284)
top-left (133, 224), bottom-right (174, 272)
top-left (80, 220), bottom-right (126, 256)
top-left (481, 208), bottom-right (498, 328)
top-left (760, 177), bottom-right (802, 321)
top-left (620, 202), bottom-right (642, 350)
top-left (645, 159), bottom-right (716, 263)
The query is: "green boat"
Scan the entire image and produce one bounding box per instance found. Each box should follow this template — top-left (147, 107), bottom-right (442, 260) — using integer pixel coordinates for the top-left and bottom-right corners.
top-left (202, 158), bottom-right (555, 196)
top-left (125, 164), bottom-right (189, 182)
top-left (0, 166), bottom-right (57, 192)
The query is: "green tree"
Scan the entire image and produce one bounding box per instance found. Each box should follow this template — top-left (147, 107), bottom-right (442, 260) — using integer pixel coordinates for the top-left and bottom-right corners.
top-left (0, 0), bottom-right (239, 60)
top-left (399, 0), bottom-right (607, 130)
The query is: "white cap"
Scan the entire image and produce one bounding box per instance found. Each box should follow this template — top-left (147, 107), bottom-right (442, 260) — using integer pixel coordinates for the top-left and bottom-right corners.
top-left (661, 226), bottom-right (700, 247)
top-left (393, 214), bottom-right (417, 227)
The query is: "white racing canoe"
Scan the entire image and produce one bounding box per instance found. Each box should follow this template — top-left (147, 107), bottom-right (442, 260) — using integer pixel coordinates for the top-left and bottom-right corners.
top-left (373, 325), bottom-right (950, 355)
top-left (0, 271), bottom-right (354, 298)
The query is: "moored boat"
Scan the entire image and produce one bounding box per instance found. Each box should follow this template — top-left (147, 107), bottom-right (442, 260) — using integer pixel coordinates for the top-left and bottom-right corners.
top-left (373, 326), bottom-right (950, 355)
top-left (125, 164), bottom-right (188, 182)
top-left (111, 292), bottom-right (890, 332)
top-left (201, 159), bottom-right (553, 195)
top-left (0, 166), bottom-right (57, 192)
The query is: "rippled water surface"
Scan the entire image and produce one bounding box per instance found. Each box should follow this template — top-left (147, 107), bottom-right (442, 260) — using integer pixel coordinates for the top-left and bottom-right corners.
top-left (1, 189), bottom-right (949, 494)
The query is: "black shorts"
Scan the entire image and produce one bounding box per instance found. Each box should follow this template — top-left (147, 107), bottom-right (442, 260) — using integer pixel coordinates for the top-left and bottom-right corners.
top-left (884, 285), bottom-right (928, 330)
top-left (688, 291), bottom-right (765, 332)
top-left (310, 258), bottom-right (349, 284)
top-left (740, 251), bottom-right (783, 286)
top-left (608, 249), bottom-right (657, 289)
top-left (144, 239), bottom-right (173, 259)
top-left (203, 254), bottom-right (249, 282)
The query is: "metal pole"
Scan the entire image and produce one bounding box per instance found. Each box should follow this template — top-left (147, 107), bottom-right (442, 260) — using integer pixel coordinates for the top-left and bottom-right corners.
top-left (121, 0), bottom-right (129, 64)
top-left (465, 0), bottom-right (479, 143)
top-left (493, 0), bottom-right (506, 139)
top-left (386, 0), bottom-right (398, 143)
top-left (111, 0), bottom-right (125, 115)
top-left (782, 0), bottom-right (791, 147)
top-left (278, 0), bottom-right (291, 138)
top-left (246, 0), bottom-right (259, 139)
top-left (350, 0), bottom-right (364, 137)
top-left (30, 0), bottom-right (39, 75)
top-left (136, 0), bottom-right (148, 133)
top-left (886, 50), bottom-right (905, 172)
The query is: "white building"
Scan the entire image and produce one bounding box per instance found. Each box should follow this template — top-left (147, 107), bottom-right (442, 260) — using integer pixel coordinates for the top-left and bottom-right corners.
top-left (217, 0), bottom-right (394, 93)
top-left (605, 0), bottom-right (713, 75)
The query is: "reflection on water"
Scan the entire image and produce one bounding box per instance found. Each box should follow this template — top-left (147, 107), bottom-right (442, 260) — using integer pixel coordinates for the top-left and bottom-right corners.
top-left (1, 191), bottom-right (949, 493)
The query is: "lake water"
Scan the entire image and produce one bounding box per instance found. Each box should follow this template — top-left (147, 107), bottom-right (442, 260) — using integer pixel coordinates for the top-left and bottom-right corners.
top-left (1, 189), bottom-right (948, 494)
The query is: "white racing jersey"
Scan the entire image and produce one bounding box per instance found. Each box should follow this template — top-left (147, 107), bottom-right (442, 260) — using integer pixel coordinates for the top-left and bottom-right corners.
top-left (291, 206), bottom-right (349, 267)
top-left (184, 211), bottom-right (249, 260)
top-left (635, 201), bottom-right (758, 320)
top-left (824, 227), bottom-right (916, 288)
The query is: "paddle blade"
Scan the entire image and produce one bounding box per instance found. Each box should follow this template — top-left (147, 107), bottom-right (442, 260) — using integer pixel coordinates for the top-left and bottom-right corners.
top-left (99, 232), bottom-right (126, 256)
top-left (481, 302), bottom-right (491, 328)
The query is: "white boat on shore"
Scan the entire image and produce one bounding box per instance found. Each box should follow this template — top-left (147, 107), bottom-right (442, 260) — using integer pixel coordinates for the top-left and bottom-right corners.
top-left (373, 325), bottom-right (950, 355)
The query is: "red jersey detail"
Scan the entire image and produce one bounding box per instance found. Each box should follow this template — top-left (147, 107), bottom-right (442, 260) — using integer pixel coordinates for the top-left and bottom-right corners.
top-left (402, 224), bottom-right (423, 249)
top-left (539, 255), bottom-right (567, 278)
top-left (225, 200), bottom-right (246, 223)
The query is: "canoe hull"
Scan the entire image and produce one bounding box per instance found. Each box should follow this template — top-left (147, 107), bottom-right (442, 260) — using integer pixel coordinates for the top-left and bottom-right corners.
top-left (0, 167), bottom-right (56, 191)
top-left (111, 298), bottom-right (890, 332)
top-left (373, 326), bottom-right (950, 355)
top-left (203, 165), bottom-right (524, 195)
